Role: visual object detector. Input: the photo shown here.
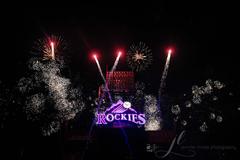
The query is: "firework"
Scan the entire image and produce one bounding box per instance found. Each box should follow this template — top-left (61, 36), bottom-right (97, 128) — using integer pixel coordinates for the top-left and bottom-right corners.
top-left (18, 58), bottom-right (85, 136)
top-left (216, 115), bottom-right (223, 123)
top-left (181, 120), bottom-right (187, 126)
top-left (144, 95), bottom-right (161, 131)
top-left (199, 122), bottom-right (208, 132)
top-left (93, 54), bottom-right (106, 83)
top-left (32, 35), bottom-right (66, 60)
top-left (127, 42), bottom-right (152, 72)
top-left (50, 42), bottom-right (55, 60)
top-left (107, 51), bottom-right (122, 97)
top-left (158, 49), bottom-right (172, 97)
top-left (133, 82), bottom-right (145, 105)
top-left (209, 113), bottom-right (216, 119)
top-left (110, 51), bottom-right (122, 72)
top-left (170, 79), bottom-right (226, 133)
top-left (185, 101), bottom-right (192, 108)
top-left (93, 54), bottom-right (113, 103)
top-left (171, 104), bottom-right (181, 115)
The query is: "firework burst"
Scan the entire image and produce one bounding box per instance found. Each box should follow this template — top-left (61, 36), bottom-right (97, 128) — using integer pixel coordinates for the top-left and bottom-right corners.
top-left (17, 58), bottom-right (85, 136)
top-left (144, 95), bottom-right (161, 131)
top-left (127, 42), bottom-right (152, 72)
top-left (170, 79), bottom-right (227, 133)
top-left (32, 35), bottom-right (67, 60)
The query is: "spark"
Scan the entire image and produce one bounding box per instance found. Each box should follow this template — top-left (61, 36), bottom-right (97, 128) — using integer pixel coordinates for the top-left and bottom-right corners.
top-left (50, 41), bottom-right (55, 60)
top-left (181, 120), bottom-right (187, 126)
top-left (158, 49), bottom-right (172, 97)
top-left (31, 35), bottom-right (66, 60)
top-left (93, 54), bottom-right (113, 102)
top-left (127, 42), bottom-right (152, 72)
top-left (185, 101), bottom-right (192, 108)
top-left (170, 79), bottom-right (227, 133)
top-left (18, 58), bottom-right (85, 136)
top-left (110, 51), bottom-right (122, 72)
top-left (93, 54), bottom-right (106, 83)
top-left (209, 113), bottom-right (216, 119)
top-left (200, 122), bottom-right (208, 132)
top-left (133, 51), bottom-right (146, 62)
top-left (216, 115), bottom-right (223, 123)
top-left (144, 95), bottom-right (161, 131)
top-left (171, 104), bottom-right (181, 115)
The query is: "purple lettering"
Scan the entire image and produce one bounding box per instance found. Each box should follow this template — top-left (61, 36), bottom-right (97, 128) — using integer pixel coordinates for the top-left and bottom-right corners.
top-left (106, 114), bottom-right (114, 122)
top-left (121, 114), bottom-right (127, 120)
top-left (115, 114), bottom-right (120, 120)
top-left (138, 114), bottom-right (146, 124)
top-left (96, 101), bottom-right (147, 126)
top-left (128, 114), bottom-right (132, 121)
top-left (96, 114), bottom-right (107, 124)
top-left (132, 114), bottom-right (138, 123)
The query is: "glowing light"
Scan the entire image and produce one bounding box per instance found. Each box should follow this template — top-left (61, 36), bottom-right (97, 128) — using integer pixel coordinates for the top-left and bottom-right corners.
top-left (144, 95), bottom-right (161, 131)
top-left (145, 119), bottom-right (161, 131)
top-left (216, 115), bottom-right (223, 123)
top-left (93, 54), bottom-right (97, 59)
top-left (158, 47), bottom-right (173, 97)
top-left (110, 50), bottom-right (122, 72)
top-left (118, 51), bottom-right (122, 57)
top-left (200, 122), bottom-right (208, 132)
top-left (18, 58), bottom-right (85, 136)
top-left (50, 41), bottom-right (55, 60)
top-left (167, 49), bottom-right (172, 61)
top-left (92, 53), bottom-right (106, 83)
top-left (96, 100), bottom-right (146, 125)
top-left (171, 79), bottom-right (226, 133)
top-left (123, 101), bottom-right (131, 109)
top-left (31, 35), bottom-right (67, 60)
top-left (127, 42), bottom-right (152, 72)
top-left (168, 49), bottom-right (172, 54)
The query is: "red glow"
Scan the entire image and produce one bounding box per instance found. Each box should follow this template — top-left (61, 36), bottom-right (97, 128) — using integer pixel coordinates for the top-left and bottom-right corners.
top-left (116, 48), bottom-right (125, 58)
top-left (90, 49), bottom-right (101, 61)
top-left (118, 51), bottom-right (122, 57)
top-left (50, 41), bottom-right (54, 46)
top-left (168, 49), bottom-right (172, 54)
top-left (93, 54), bottom-right (97, 59)
top-left (166, 47), bottom-right (174, 55)
top-left (91, 51), bottom-right (100, 61)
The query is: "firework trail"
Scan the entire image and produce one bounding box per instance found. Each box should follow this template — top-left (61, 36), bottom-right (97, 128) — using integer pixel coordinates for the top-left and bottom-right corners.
top-left (50, 42), bottom-right (55, 60)
top-left (83, 52), bottom-right (125, 157)
top-left (158, 50), bottom-right (172, 98)
top-left (100, 51), bottom-right (123, 103)
top-left (127, 42), bottom-right (152, 72)
top-left (93, 55), bottom-right (106, 83)
top-left (106, 52), bottom-right (122, 91)
top-left (110, 51), bottom-right (122, 72)
top-left (93, 54), bottom-right (113, 103)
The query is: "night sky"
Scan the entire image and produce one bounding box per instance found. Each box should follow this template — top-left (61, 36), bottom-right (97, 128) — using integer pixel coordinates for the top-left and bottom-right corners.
top-left (1, 3), bottom-right (239, 160)
top-left (2, 3), bottom-right (238, 91)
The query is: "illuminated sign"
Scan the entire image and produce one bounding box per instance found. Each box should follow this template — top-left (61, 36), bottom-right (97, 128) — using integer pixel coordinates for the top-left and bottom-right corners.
top-left (96, 100), bottom-right (146, 127)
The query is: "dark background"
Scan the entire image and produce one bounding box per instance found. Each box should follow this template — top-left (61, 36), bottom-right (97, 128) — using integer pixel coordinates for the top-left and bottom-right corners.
top-left (0, 2), bottom-right (239, 160)
top-left (1, 2), bottom-right (238, 89)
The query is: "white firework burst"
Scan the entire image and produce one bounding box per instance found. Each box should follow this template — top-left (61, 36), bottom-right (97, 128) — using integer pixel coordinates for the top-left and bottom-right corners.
top-left (18, 58), bottom-right (85, 136)
top-left (144, 95), bottom-right (161, 131)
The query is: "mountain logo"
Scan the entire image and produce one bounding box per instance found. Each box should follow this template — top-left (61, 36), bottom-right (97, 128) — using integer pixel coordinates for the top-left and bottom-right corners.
top-left (96, 100), bottom-right (146, 125)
